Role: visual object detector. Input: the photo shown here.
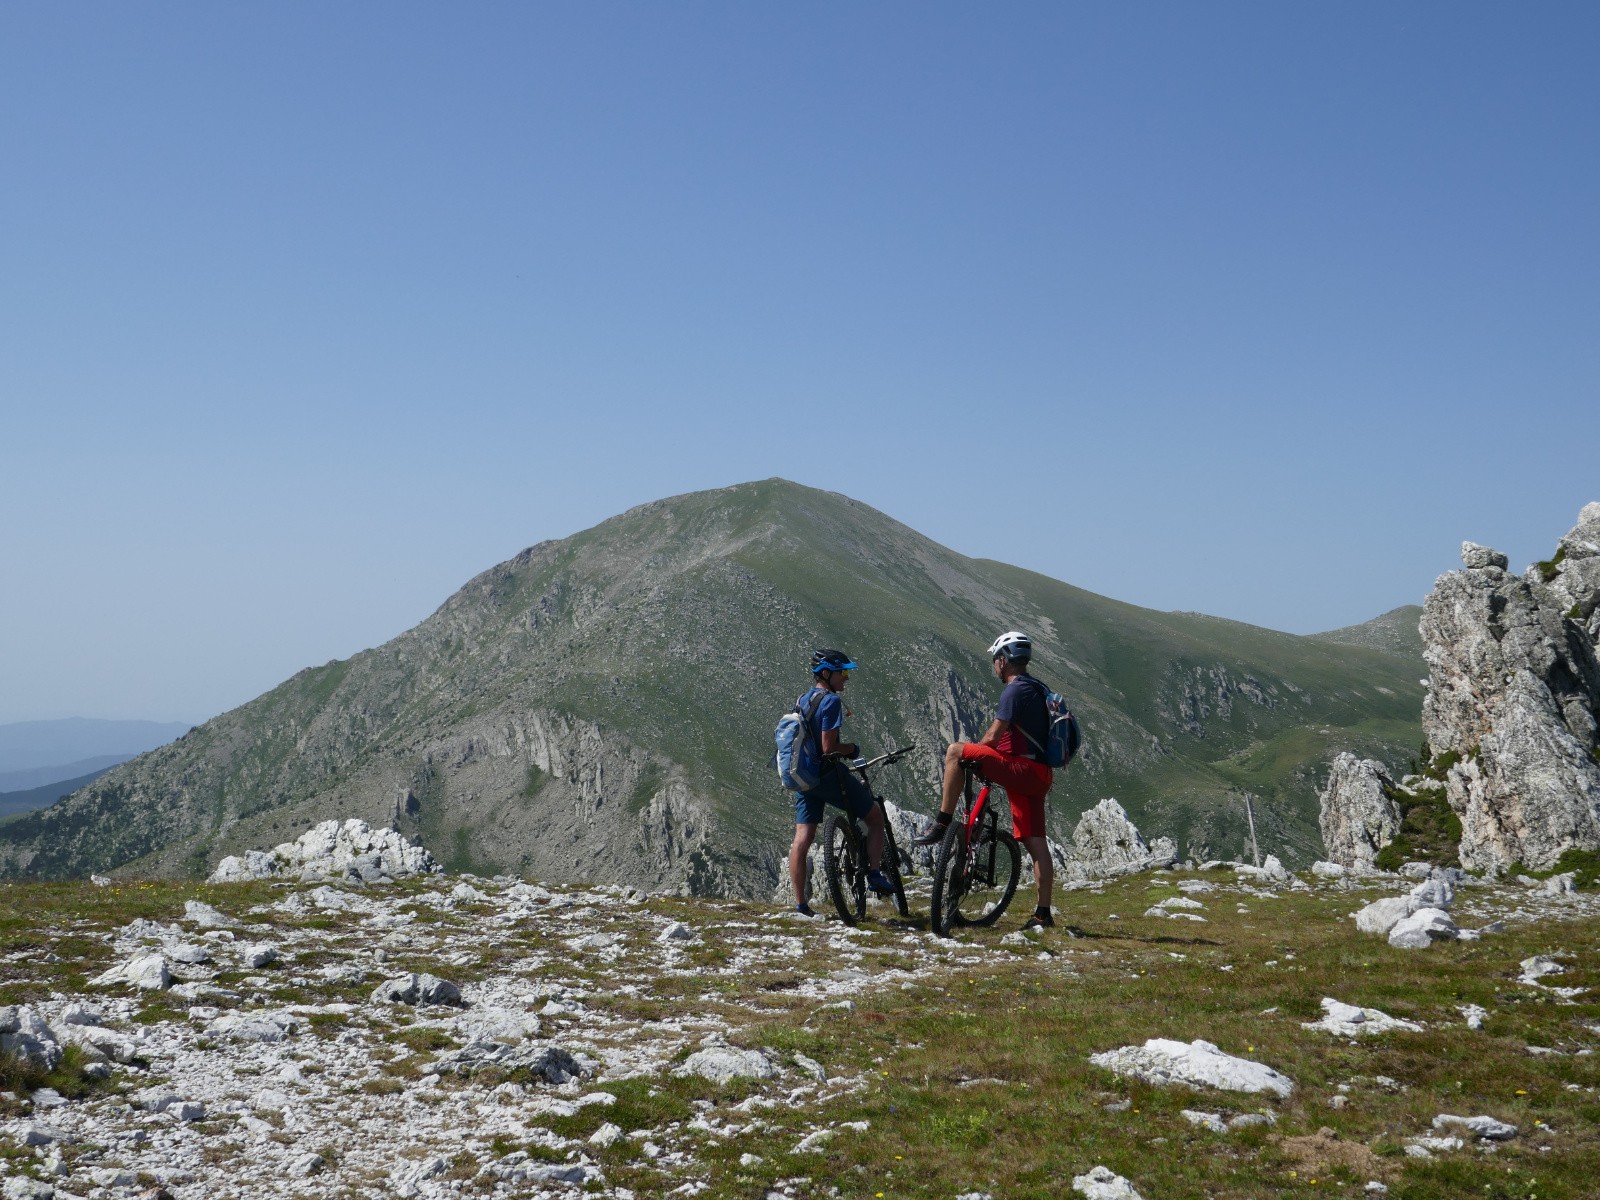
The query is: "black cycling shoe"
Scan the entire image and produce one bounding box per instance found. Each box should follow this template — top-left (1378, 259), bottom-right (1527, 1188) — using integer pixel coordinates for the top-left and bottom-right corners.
top-left (795, 903), bottom-right (818, 918)
top-left (911, 819), bottom-right (951, 847)
top-left (1022, 910), bottom-right (1055, 931)
top-left (866, 869), bottom-right (895, 896)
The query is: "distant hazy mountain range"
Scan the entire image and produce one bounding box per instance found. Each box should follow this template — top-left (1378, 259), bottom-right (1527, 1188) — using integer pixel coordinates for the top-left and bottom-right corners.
top-left (0, 719), bottom-right (191, 793)
top-left (0, 481), bottom-right (1423, 893)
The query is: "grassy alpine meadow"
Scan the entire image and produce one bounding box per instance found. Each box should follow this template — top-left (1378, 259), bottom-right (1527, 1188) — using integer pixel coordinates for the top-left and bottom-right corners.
top-left (644, 876), bottom-right (1600, 1200)
top-left (0, 867), bottom-right (1595, 1200)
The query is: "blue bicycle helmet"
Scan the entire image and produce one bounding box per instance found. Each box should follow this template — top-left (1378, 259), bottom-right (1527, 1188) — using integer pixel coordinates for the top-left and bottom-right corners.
top-left (811, 647), bottom-right (857, 674)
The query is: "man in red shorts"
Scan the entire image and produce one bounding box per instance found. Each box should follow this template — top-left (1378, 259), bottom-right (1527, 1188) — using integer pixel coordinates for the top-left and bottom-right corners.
top-left (914, 631), bottom-right (1056, 929)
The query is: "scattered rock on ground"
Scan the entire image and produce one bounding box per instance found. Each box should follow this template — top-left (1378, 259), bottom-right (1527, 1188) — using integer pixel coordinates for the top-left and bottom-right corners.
top-left (1302, 997), bottom-right (1423, 1036)
top-left (1432, 1113), bottom-right (1518, 1140)
top-left (1090, 1038), bottom-right (1293, 1098)
top-left (369, 973), bottom-right (462, 1007)
top-left (1072, 1164), bottom-right (1146, 1199)
top-left (1388, 907), bottom-right (1459, 949)
top-left (91, 953), bottom-right (171, 991)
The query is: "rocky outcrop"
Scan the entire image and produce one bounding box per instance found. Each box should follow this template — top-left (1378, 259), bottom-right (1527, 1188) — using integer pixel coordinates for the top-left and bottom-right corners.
top-left (209, 819), bottom-right (439, 884)
top-left (1051, 799), bottom-right (1179, 882)
top-left (1420, 504), bottom-right (1600, 872)
top-left (1318, 753), bottom-right (1401, 868)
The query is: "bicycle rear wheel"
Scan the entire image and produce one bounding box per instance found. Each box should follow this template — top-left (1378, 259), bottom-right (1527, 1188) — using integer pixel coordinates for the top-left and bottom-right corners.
top-left (822, 813), bottom-right (866, 925)
top-left (929, 822), bottom-right (968, 937)
top-left (956, 827), bottom-right (1021, 927)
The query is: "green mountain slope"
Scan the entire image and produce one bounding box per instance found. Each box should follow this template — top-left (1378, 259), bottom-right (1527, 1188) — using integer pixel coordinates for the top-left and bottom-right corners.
top-left (0, 480), bottom-right (1424, 892)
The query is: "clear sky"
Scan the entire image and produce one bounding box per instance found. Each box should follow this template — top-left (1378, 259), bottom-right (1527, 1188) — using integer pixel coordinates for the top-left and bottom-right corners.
top-left (2, 2), bottom-right (1596, 726)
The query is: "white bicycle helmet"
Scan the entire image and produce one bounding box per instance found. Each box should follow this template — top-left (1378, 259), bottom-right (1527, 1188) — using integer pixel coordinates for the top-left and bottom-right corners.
top-left (987, 630), bottom-right (1032, 661)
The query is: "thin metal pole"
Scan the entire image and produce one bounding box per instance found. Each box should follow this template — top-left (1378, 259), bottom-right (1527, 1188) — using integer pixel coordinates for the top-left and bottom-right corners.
top-left (1244, 792), bottom-right (1261, 867)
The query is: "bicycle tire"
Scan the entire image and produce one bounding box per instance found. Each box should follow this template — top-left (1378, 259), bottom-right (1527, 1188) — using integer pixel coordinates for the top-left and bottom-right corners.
top-left (956, 827), bottom-right (1021, 927)
top-left (929, 821), bottom-right (968, 937)
top-left (879, 819), bottom-right (910, 918)
top-left (822, 813), bottom-right (866, 925)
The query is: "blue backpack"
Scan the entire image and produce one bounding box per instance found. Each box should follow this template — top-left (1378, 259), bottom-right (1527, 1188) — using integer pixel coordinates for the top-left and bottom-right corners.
top-left (774, 688), bottom-right (828, 793)
top-left (1017, 681), bottom-right (1083, 770)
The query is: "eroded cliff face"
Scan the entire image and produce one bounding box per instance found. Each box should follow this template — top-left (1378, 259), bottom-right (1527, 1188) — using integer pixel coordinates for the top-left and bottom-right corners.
top-left (1318, 753), bottom-right (1401, 869)
top-left (1420, 504), bottom-right (1600, 872)
top-left (0, 706), bottom-right (728, 897)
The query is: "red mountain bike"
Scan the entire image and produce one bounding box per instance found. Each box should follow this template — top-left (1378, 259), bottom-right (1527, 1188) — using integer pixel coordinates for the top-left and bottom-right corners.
top-left (929, 764), bottom-right (1021, 937)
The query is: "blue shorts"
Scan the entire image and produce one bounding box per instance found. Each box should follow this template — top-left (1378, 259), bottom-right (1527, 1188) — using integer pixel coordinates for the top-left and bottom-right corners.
top-left (793, 765), bottom-right (873, 826)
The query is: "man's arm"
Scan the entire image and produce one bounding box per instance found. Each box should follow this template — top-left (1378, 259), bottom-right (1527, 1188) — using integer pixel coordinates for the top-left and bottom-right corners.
top-left (976, 718), bottom-right (1008, 749)
top-left (820, 728), bottom-right (860, 758)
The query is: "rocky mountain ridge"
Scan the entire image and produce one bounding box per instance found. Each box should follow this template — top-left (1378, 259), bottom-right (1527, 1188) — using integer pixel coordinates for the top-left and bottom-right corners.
top-left (0, 480), bottom-right (1425, 894)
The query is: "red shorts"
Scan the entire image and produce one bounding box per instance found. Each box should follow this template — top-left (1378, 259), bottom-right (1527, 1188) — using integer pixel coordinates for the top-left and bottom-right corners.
top-left (960, 743), bottom-right (1053, 840)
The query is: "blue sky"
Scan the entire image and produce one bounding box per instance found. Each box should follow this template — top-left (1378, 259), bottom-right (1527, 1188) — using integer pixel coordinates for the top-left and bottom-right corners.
top-left (2, 2), bottom-right (1596, 725)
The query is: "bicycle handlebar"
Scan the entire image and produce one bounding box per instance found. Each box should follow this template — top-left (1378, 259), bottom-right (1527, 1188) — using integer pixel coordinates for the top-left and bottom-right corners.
top-left (824, 745), bottom-right (915, 773)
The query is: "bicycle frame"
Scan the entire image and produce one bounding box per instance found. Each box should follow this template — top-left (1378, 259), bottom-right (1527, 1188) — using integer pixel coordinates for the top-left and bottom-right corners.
top-left (958, 772), bottom-right (1005, 885)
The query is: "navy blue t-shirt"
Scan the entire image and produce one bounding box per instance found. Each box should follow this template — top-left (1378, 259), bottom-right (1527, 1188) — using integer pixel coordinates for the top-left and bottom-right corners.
top-left (995, 674), bottom-right (1049, 762)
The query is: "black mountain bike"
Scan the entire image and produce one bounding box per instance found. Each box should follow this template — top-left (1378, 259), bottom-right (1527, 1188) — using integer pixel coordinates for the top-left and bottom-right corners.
top-left (820, 747), bottom-right (914, 925)
top-left (929, 764), bottom-right (1022, 937)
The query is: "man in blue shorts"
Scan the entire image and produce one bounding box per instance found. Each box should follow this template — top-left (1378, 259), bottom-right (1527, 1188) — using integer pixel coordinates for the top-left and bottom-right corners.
top-left (788, 648), bottom-right (894, 916)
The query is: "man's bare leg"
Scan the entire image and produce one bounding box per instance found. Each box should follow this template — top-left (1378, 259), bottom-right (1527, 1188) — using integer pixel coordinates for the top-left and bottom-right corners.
top-left (1023, 835), bottom-right (1053, 911)
top-left (864, 805), bottom-right (885, 869)
top-left (940, 742), bottom-right (967, 813)
top-left (789, 824), bottom-right (817, 907)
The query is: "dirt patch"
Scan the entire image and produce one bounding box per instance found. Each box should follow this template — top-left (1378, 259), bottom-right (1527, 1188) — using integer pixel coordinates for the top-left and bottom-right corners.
top-left (1274, 1128), bottom-right (1387, 1177)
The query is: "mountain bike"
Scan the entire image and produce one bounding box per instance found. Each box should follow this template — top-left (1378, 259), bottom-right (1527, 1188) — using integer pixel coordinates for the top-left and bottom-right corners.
top-left (820, 747), bottom-right (914, 925)
top-left (929, 764), bottom-right (1022, 937)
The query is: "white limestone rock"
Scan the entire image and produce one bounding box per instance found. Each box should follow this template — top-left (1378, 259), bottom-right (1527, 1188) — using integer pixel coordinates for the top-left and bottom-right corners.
top-left (1072, 1165), bottom-right (1146, 1200)
top-left (1354, 896), bottom-right (1418, 936)
top-left (1, 1014), bottom-right (62, 1072)
top-left (1518, 955), bottom-right (1567, 984)
top-left (1318, 754), bottom-right (1402, 869)
top-left (1408, 871), bottom-right (1456, 910)
top-left (1312, 860), bottom-right (1348, 878)
top-left (1053, 799), bottom-right (1179, 881)
top-left (55, 1023), bottom-right (138, 1064)
top-left (436, 1039), bottom-right (585, 1083)
top-left (1388, 907), bottom-right (1458, 949)
top-left (1421, 509), bottom-right (1600, 874)
top-left (676, 1045), bottom-right (778, 1084)
top-left (1090, 1038), bottom-right (1293, 1098)
top-left (92, 953), bottom-right (171, 991)
top-left (1302, 998), bottom-right (1423, 1036)
top-left (2, 1179), bottom-right (55, 1200)
top-left (209, 818), bottom-right (440, 884)
top-left (370, 972), bottom-right (461, 1007)
top-left (241, 944), bottom-right (279, 969)
top-left (208, 1012), bottom-right (297, 1042)
top-left (183, 900), bottom-right (238, 928)
top-left (1433, 1113), bottom-right (1518, 1140)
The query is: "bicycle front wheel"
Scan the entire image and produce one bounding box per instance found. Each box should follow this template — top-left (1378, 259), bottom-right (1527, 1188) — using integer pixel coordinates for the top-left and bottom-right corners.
top-left (958, 828), bottom-right (1021, 927)
top-left (822, 813), bottom-right (866, 925)
top-left (929, 823), bottom-right (968, 937)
